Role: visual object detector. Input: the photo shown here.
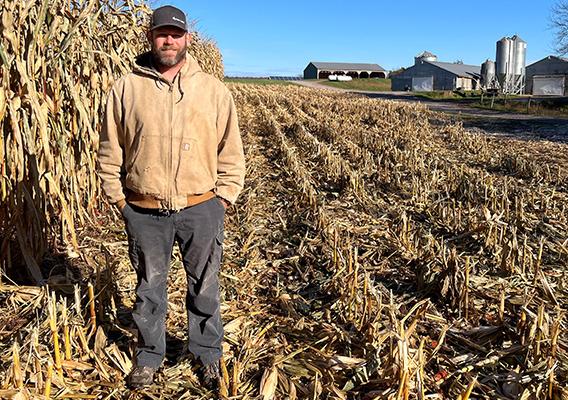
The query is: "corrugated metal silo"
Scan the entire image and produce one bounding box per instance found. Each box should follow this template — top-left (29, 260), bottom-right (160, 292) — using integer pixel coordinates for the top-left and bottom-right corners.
top-left (496, 37), bottom-right (511, 80)
top-left (495, 35), bottom-right (527, 94)
top-left (481, 59), bottom-right (496, 88)
top-left (414, 51), bottom-right (438, 65)
top-left (512, 35), bottom-right (527, 77)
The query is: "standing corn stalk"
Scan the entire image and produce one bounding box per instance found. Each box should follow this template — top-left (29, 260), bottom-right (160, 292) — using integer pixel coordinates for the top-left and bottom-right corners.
top-left (0, 0), bottom-right (223, 283)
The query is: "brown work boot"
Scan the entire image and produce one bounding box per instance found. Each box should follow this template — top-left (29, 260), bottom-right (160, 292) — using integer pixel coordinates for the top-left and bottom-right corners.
top-left (201, 360), bottom-right (221, 390)
top-left (128, 365), bottom-right (156, 389)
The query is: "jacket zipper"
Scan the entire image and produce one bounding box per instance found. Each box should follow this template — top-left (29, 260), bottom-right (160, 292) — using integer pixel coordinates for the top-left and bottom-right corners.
top-left (168, 81), bottom-right (174, 209)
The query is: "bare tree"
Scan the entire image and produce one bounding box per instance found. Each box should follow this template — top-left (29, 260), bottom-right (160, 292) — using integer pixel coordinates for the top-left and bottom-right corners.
top-left (551, 1), bottom-right (568, 55)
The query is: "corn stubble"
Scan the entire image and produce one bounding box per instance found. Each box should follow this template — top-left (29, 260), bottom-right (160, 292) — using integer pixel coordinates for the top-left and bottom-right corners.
top-left (2, 81), bottom-right (566, 398)
top-left (1, 1), bottom-right (567, 399)
top-left (224, 84), bottom-right (567, 399)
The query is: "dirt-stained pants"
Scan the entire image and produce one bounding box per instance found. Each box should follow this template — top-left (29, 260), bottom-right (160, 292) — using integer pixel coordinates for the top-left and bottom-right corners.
top-left (122, 197), bottom-right (225, 368)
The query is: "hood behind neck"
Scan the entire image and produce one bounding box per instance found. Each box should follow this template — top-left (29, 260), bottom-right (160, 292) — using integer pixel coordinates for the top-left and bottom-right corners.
top-left (133, 51), bottom-right (203, 81)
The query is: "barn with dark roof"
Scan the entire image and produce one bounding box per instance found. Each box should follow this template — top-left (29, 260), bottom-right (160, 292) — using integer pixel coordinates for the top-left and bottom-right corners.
top-left (304, 62), bottom-right (387, 79)
top-left (391, 52), bottom-right (481, 91)
top-left (526, 56), bottom-right (568, 96)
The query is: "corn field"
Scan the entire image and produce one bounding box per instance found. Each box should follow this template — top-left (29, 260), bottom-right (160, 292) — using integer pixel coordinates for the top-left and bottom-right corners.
top-left (1, 1), bottom-right (567, 399)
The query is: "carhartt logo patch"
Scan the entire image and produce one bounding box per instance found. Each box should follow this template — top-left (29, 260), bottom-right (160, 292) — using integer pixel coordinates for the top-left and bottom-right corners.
top-left (182, 143), bottom-right (191, 151)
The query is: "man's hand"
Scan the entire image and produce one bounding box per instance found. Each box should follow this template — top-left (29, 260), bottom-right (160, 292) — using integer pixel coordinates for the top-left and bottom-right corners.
top-left (115, 199), bottom-right (127, 213)
top-left (219, 197), bottom-right (230, 210)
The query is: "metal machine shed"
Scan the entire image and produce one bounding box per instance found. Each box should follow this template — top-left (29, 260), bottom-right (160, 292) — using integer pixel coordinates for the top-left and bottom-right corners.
top-left (304, 62), bottom-right (387, 79)
top-left (392, 60), bottom-right (481, 91)
top-left (526, 56), bottom-right (568, 96)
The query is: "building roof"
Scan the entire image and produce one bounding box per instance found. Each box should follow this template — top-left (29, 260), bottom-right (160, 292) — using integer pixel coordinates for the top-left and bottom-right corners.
top-left (309, 62), bottom-right (386, 71)
top-left (527, 55), bottom-right (568, 67)
top-left (426, 61), bottom-right (481, 78)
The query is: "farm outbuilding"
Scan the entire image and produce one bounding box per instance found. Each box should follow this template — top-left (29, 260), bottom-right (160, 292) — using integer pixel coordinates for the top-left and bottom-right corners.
top-left (526, 56), bottom-right (568, 96)
top-left (304, 62), bottom-right (387, 80)
top-left (392, 52), bottom-right (481, 91)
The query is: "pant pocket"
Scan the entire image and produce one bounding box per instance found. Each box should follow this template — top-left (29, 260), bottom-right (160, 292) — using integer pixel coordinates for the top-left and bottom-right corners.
top-left (121, 203), bottom-right (132, 219)
top-left (214, 196), bottom-right (226, 214)
top-left (216, 228), bottom-right (224, 245)
top-left (127, 235), bottom-right (140, 271)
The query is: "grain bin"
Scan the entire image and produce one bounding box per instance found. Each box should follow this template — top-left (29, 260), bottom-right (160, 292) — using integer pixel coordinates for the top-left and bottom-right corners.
top-left (495, 35), bottom-right (527, 94)
top-left (414, 51), bottom-right (438, 65)
top-left (512, 35), bottom-right (527, 78)
top-left (496, 37), bottom-right (512, 80)
top-left (481, 59), bottom-right (496, 89)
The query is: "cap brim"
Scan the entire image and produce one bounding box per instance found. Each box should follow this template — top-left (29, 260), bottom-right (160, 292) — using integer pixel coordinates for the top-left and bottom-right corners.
top-left (150, 23), bottom-right (187, 31)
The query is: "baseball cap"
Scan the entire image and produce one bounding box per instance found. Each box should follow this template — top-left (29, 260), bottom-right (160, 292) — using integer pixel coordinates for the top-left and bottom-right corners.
top-left (150, 5), bottom-right (187, 31)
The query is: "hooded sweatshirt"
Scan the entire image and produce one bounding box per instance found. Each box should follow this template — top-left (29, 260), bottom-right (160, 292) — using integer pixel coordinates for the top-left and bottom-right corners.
top-left (97, 52), bottom-right (245, 210)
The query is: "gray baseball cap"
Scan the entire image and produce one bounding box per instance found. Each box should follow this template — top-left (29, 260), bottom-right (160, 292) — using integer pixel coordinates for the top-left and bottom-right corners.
top-left (150, 5), bottom-right (187, 31)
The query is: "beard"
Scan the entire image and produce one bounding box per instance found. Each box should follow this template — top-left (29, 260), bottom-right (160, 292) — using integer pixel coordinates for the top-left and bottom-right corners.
top-left (152, 42), bottom-right (187, 67)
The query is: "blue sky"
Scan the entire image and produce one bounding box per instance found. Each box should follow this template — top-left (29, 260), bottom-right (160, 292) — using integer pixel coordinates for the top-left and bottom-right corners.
top-left (153, 0), bottom-right (561, 77)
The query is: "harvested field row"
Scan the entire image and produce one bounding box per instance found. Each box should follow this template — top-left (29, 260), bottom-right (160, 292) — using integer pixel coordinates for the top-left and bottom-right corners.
top-left (1, 83), bottom-right (567, 399)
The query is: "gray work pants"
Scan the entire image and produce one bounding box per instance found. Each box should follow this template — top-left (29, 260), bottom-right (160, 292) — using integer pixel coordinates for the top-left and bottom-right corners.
top-left (122, 197), bottom-right (225, 368)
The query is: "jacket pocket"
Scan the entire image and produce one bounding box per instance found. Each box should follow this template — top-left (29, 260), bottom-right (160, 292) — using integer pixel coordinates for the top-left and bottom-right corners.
top-left (175, 138), bottom-right (214, 193)
top-left (126, 135), bottom-right (146, 170)
top-left (126, 134), bottom-right (166, 194)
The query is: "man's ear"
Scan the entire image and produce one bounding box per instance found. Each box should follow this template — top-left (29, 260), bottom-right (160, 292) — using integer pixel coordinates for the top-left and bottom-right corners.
top-left (186, 32), bottom-right (192, 43)
top-left (146, 29), bottom-right (152, 44)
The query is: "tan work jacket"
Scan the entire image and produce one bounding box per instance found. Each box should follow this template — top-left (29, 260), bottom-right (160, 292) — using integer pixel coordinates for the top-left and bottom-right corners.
top-left (98, 52), bottom-right (245, 210)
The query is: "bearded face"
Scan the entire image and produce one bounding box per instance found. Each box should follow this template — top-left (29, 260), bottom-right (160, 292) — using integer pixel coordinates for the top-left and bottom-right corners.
top-left (149, 27), bottom-right (188, 68)
top-left (152, 40), bottom-right (187, 67)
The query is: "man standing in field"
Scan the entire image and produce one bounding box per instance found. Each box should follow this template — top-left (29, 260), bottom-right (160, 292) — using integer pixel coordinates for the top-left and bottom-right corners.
top-left (97, 5), bottom-right (245, 390)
